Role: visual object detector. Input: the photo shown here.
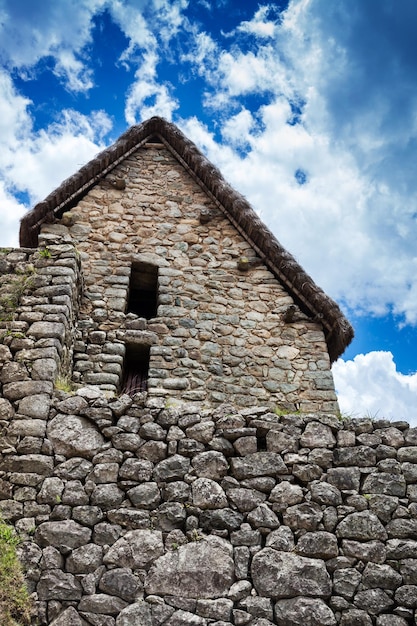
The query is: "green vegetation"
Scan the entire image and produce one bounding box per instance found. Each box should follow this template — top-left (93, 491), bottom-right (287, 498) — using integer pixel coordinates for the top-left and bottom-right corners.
top-left (38, 248), bottom-right (51, 259)
top-left (0, 270), bottom-right (35, 323)
top-left (0, 518), bottom-right (32, 626)
top-left (54, 375), bottom-right (75, 393)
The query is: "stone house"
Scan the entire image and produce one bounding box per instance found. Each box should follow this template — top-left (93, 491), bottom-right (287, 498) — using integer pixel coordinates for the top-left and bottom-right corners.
top-left (3, 118), bottom-right (417, 626)
top-left (18, 116), bottom-right (353, 412)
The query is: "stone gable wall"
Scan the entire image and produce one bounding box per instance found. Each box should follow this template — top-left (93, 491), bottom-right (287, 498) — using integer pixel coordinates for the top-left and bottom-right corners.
top-left (37, 143), bottom-right (338, 412)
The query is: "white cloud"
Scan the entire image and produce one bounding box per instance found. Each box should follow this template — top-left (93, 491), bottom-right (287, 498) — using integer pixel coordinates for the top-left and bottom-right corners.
top-left (6, 109), bottom-right (111, 203)
top-left (236, 5), bottom-right (279, 38)
top-left (0, 181), bottom-right (27, 247)
top-left (0, 68), bottom-right (111, 244)
top-left (0, 70), bottom-right (32, 150)
top-left (0, 0), bottom-right (105, 92)
top-left (109, 1), bottom-right (184, 123)
top-left (333, 352), bottom-right (417, 427)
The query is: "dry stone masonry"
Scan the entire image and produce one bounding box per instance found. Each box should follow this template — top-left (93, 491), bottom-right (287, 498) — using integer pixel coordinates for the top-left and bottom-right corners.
top-left (0, 381), bottom-right (417, 625)
top-left (2, 117), bottom-right (412, 625)
top-left (44, 142), bottom-right (337, 412)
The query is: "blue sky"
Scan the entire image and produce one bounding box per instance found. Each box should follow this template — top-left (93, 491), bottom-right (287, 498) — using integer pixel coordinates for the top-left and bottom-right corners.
top-left (0, 0), bottom-right (416, 424)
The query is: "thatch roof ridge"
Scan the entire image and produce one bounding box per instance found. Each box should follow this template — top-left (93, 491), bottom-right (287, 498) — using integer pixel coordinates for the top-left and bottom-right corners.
top-left (19, 116), bottom-right (353, 360)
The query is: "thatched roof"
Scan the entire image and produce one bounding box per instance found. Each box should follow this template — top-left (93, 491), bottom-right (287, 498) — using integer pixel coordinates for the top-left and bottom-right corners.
top-left (20, 116), bottom-right (353, 361)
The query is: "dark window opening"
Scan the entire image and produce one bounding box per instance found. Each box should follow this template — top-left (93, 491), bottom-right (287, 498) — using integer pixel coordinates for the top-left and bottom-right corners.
top-left (257, 435), bottom-right (267, 451)
top-left (127, 262), bottom-right (158, 319)
top-left (122, 345), bottom-right (150, 396)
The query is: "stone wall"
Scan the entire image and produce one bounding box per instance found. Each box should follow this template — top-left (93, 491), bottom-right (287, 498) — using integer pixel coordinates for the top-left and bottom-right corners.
top-left (38, 141), bottom-right (338, 412)
top-left (0, 243), bottom-right (80, 395)
top-left (1, 376), bottom-right (417, 625)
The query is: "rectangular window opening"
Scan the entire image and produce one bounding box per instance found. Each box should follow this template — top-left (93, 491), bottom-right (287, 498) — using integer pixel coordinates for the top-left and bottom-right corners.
top-left (127, 262), bottom-right (158, 319)
top-left (121, 344), bottom-right (150, 396)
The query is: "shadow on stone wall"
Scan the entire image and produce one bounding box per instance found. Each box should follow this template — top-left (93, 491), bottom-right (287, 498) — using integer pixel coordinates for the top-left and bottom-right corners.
top-left (1, 386), bottom-right (416, 625)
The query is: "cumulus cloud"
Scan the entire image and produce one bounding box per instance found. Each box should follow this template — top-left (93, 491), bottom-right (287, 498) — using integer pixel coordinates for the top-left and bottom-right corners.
top-left (236, 6), bottom-right (279, 38)
top-left (6, 109), bottom-right (111, 203)
top-left (0, 181), bottom-right (27, 247)
top-left (0, 0), bottom-right (104, 92)
top-left (108, 1), bottom-right (187, 123)
top-left (333, 352), bottom-right (417, 427)
top-left (0, 67), bottom-right (111, 243)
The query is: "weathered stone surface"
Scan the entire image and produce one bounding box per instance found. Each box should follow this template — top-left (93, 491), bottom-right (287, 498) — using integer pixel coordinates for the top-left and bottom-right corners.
top-left (376, 616), bottom-right (409, 626)
top-left (327, 467), bottom-right (360, 491)
top-left (2, 380), bottom-right (53, 401)
top-left (115, 601), bottom-right (152, 626)
top-left (354, 589), bottom-right (394, 615)
top-left (227, 487), bottom-right (266, 513)
top-left (107, 509), bottom-right (150, 529)
top-left (165, 609), bottom-right (207, 625)
top-left (29, 321), bottom-right (65, 339)
top-left (247, 503), bottom-right (280, 529)
top-left (339, 609), bottom-right (373, 626)
top-left (99, 567), bottom-right (142, 602)
top-left (127, 482), bottom-right (161, 508)
top-left (274, 597), bottom-right (336, 626)
top-left (269, 481), bottom-right (303, 511)
top-left (196, 598), bottom-right (233, 621)
top-left (66, 543), bottom-right (103, 573)
top-left (17, 393), bottom-right (50, 418)
top-left (3, 453), bottom-right (53, 475)
top-left (8, 418), bottom-right (46, 437)
top-left (309, 481), bottom-right (342, 506)
top-left (342, 540), bottom-right (386, 563)
top-left (55, 457), bottom-right (93, 479)
top-left (37, 570), bottom-right (82, 600)
top-left (362, 472), bottom-right (407, 497)
top-left (192, 451), bottom-right (229, 479)
top-left (334, 446), bottom-right (376, 467)
top-left (78, 594), bottom-right (128, 615)
top-left (47, 414), bottom-right (104, 458)
top-left (296, 531), bottom-right (338, 559)
top-left (230, 453), bottom-right (286, 479)
top-left (192, 478), bottom-right (228, 509)
top-left (200, 508), bottom-right (244, 531)
top-left (300, 422), bottom-right (336, 448)
top-left (333, 568), bottom-right (362, 598)
top-left (386, 518), bottom-right (417, 538)
top-left (336, 512), bottom-right (388, 541)
top-left (265, 526), bottom-right (295, 551)
top-left (104, 530), bottom-right (164, 569)
top-left (362, 562), bottom-right (402, 590)
top-left (91, 484), bottom-right (125, 509)
top-left (153, 454), bottom-right (190, 481)
top-left (35, 520), bottom-right (92, 548)
top-left (251, 549), bottom-right (331, 598)
top-left (282, 502), bottom-right (323, 531)
top-left (395, 585), bottom-right (417, 608)
top-left (50, 607), bottom-right (83, 626)
top-left (145, 536), bottom-right (234, 598)
top-left (119, 458), bottom-right (153, 481)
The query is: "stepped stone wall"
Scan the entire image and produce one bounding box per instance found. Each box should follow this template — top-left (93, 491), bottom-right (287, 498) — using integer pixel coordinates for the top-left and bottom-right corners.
top-left (0, 384), bottom-right (416, 626)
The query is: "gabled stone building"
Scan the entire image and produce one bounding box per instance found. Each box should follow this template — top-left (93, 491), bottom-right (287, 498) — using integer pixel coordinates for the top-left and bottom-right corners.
top-left (2, 119), bottom-right (417, 626)
top-left (19, 116), bottom-right (353, 412)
